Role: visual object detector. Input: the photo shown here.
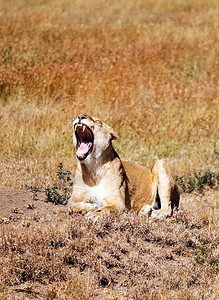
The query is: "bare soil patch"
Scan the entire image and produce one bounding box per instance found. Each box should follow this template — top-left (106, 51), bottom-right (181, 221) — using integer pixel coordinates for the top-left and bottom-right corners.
top-left (0, 189), bottom-right (218, 299)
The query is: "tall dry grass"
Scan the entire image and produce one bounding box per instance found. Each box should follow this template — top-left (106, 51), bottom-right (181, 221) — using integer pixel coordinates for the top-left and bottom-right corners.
top-left (0, 0), bottom-right (218, 188)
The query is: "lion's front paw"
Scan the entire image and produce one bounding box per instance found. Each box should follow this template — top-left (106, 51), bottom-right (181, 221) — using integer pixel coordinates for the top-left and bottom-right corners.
top-left (151, 209), bottom-right (171, 220)
top-left (68, 206), bottom-right (74, 215)
top-left (68, 203), bottom-right (98, 215)
top-left (68, 205), bottom-right (87, 215)
top-left (85, 210), bottom-right (102, 222)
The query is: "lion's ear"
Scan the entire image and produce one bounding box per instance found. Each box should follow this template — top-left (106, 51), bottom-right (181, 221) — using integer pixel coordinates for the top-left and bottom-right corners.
top-left (109, 128), bottom-right (119, 140)
top-left (103, 122), bottom-right (119, 140)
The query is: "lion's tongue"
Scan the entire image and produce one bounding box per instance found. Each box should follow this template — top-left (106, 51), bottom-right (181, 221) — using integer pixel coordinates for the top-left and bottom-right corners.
top-left (76, 142), bottom-right (90, 157)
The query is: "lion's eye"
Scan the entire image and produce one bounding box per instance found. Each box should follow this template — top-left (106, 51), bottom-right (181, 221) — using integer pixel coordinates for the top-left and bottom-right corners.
top-left (95, 120), bottom-right (102, 127)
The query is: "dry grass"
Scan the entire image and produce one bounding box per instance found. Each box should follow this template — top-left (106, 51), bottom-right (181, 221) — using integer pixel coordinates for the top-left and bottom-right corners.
top-left (0, 0), bottom-right (218, 188)
top-left (0, 190), bottom-right (218, 299)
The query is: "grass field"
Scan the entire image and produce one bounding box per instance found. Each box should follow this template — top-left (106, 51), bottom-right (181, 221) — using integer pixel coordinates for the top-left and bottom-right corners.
top-left (0, 189), bottom-right (218, 299)
top-left (0, 1), bottom-right (218, 299)
top-left (0, 0), bottom-right (218, 188)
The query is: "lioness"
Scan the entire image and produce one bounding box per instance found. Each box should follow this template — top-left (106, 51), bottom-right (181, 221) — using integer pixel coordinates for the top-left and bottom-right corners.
top-left (68, 114), bottom-right (180, 221)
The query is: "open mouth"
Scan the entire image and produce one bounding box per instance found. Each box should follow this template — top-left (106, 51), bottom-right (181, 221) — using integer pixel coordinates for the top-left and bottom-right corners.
top-left (74, 123), bottom-right (93, 160)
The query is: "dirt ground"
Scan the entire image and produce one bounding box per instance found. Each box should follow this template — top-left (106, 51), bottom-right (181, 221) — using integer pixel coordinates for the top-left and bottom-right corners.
top-left (0, 189), bottom-right (218, 300)
top-left (0, 189), bottom-right (67, 224)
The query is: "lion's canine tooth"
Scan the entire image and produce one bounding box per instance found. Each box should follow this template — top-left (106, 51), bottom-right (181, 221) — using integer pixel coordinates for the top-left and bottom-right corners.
top-left (75, 124), bottom-right (82, 131)
top-left (83, 125), bottom-right (86, 132)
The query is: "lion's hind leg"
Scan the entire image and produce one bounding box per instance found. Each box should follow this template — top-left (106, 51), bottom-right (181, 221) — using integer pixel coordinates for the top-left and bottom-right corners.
top-left (150, 159), bottom-right (179, 220)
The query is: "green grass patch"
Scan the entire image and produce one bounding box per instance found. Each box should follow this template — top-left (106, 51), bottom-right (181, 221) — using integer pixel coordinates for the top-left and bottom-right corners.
top-left (175, 171), bottom-right (218, 193)
top-left (28, 163), bottom-right (73, 205)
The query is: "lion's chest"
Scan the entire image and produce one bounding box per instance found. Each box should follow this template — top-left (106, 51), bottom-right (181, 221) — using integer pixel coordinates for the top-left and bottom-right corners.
top-left (87, 182), bottom-right (108, 206)
top-left (74, 172), bottom-right (124, 207)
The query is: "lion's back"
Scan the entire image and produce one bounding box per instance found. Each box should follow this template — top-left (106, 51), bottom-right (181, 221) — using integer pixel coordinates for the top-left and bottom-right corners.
top-left (122, 161), bottom-right (156, 211)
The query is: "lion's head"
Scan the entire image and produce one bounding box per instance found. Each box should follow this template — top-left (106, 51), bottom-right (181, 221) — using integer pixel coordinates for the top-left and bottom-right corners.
top-left (72, 114), bottom-right (118, 161)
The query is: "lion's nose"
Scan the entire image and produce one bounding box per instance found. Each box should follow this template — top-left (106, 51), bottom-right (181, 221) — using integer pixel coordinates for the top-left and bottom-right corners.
top-left (78, 114), bottom-right (86, 122)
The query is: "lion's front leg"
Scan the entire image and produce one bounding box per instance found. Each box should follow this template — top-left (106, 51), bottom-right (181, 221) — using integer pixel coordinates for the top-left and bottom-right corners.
top-left (85, 206), bottom-right (113, 222)
top-left (68, 192), bottom-right (98, 215)
top-left (86, 201), bottom-right (125, 222)
top-left (68, 202), bottom-right (98, 215)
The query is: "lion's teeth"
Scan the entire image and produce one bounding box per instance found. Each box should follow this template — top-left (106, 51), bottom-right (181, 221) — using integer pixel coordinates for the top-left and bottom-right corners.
top-left (75, 124), bottom-right (83, 131)
top-left (83, 125), bottom-right (86, 132)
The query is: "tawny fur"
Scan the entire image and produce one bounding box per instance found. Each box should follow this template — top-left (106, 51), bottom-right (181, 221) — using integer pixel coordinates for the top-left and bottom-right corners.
top-left (68, 114), bottom-right (180, 221)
